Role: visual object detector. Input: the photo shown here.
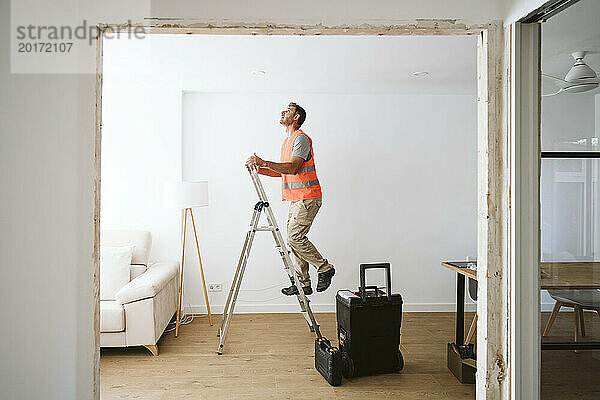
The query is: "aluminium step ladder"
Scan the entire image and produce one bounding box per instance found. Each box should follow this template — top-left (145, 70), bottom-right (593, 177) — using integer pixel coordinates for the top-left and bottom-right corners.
top-left (217, 167), bottom-right (322, 354)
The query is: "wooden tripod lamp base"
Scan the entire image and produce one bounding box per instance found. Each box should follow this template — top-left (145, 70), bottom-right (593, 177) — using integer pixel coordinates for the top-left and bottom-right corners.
top-left (175, 207), bottom-right (213, 337)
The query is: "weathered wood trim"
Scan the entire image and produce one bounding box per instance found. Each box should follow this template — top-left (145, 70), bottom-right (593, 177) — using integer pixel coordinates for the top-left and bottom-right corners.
top-left (476, 22), bottom-right (509, 399)
top-left (510, 21), bottom-right (541, 399)
top-left (93, 25), bottom-right (103, 400)
top-left (99, 19), bottom-right (492, 36)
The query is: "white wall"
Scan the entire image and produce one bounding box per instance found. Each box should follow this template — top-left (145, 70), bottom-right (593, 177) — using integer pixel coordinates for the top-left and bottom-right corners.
top-left (181, 92), bottom-right (477, 312)
top-left (152, 0), bottom-right (504, 23)
top-left (504, 0), bottom-right (546, 24)
top-left (100, 74), bottom-right (181, 263)
top-left (541, 93), bottom-right (596, 151)
top-left (0, 1), bottom-right (96, 398)
top-left (0, 0), bottom-right (514, 398)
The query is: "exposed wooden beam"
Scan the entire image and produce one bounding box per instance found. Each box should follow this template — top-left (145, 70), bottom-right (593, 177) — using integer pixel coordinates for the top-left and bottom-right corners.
top-left (476, 21), bottom-right (509, 399)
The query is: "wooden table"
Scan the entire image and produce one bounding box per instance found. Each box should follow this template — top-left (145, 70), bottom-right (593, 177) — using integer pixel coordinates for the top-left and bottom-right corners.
top-left (441, 260), bottom-right (600, 382)
top-left (540, 262), bottom-right (600, 290)
top-left (443, 260), bottom-right (600, 289)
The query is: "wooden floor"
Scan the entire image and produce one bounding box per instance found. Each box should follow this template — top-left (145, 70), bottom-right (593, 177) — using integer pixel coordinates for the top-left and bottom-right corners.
top-left (541, 310), bottom-right (600, 400)
top-left (101, 311), bottom-right (600, 399)
top-left (101, 312), bottom-right (475, 399)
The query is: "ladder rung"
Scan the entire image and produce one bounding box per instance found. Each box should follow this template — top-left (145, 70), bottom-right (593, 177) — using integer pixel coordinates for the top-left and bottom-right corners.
top-left (255, 226), bottom-right (276, 231)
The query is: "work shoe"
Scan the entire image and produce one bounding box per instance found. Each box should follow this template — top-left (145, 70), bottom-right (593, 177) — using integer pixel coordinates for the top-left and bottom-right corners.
top-left (281, 284), bottom-right (313, 296)
top-left (316, 268), bottom-right (335, 292)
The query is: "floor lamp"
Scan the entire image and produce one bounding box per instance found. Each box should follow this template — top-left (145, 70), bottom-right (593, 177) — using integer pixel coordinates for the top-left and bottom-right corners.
top-left (166, 181), bottom-right (213, 337)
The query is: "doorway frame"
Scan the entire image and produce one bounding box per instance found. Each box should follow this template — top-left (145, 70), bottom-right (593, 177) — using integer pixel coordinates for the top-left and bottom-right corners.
top-left (510, 0), bottom-right (591, 395)
top-left (510, 21), bottom-right (541, 399)
top-left (94, 19), bottom-right (508, 399)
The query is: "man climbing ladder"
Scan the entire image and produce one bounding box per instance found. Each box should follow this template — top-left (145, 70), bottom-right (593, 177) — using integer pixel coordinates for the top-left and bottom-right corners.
top-left (245, 102), bottom-right (335, 296)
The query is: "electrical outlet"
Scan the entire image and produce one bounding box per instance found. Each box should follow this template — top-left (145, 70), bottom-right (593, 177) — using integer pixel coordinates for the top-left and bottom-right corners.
top-left (208, 283), bottom-right (223, 292)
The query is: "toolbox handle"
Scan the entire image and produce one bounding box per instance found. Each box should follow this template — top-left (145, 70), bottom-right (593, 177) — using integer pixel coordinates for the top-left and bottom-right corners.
top-left (362, 285), bottom-right (383, 296)
top-left (359, 263), bottom-right (392, 302)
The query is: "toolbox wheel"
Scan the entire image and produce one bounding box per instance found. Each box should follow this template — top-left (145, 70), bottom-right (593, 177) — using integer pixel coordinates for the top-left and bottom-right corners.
top-left (396, 350), bottom-right (404, 372)
top-left (342, 353), bottom-right (354, 379)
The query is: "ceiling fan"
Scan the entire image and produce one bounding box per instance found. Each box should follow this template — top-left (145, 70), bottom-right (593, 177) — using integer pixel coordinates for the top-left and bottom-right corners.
top-left (542, 51), bottom-right (599, 97)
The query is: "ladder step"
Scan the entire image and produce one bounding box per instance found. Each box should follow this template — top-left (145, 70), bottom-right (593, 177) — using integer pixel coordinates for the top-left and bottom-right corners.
top-left (255, 226), bottom-right (276, 231)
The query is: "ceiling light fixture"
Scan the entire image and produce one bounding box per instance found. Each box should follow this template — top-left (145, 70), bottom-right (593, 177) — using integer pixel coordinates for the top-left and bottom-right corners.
top-left (542, 51), bottom-right (599, 96)
top-left (412, 71), bottom-right (429, 77)
top-left (251, 70), bottom-right (266, 77)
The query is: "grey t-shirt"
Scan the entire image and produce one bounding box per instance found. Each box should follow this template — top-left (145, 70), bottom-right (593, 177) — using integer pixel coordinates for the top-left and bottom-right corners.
top-left (291, 133), bottom-right (312, 161)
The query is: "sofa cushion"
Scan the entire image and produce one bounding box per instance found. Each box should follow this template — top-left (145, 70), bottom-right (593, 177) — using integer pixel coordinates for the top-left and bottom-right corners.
top-left (100, 245), bottom-right (134, 301)
top-left (102, 230), bottom-right (152, 266)
top-left (100, 301), bottom-right (125, 332)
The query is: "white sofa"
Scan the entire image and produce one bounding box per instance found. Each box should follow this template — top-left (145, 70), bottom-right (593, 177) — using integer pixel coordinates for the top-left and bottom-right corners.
top-left (100, 230), bottom-right (178, 355)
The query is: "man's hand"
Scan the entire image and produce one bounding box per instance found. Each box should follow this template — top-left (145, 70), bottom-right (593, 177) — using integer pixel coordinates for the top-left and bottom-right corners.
top-left (245, 153), bottom-right (266, 169)
top-left (244, 153), bottom-right (303, 176)
top-left (245, 153), bottom-right (281, 177)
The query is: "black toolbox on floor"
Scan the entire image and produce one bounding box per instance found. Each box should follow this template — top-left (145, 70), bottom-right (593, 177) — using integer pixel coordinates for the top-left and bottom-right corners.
top-left (336, 263), bottom-right (404, 378)
top-left (314, 337), bottom-right (343, 386)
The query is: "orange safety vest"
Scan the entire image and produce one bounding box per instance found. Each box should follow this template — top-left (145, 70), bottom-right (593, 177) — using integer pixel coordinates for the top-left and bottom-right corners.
top-left (280, 130), bottom-right (322, 201)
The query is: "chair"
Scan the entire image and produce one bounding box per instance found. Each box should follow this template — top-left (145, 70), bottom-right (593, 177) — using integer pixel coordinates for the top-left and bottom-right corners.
top-left (100, 230), bottom-right (179, 355)
top-left (543, 290), bottom-right (600, 342)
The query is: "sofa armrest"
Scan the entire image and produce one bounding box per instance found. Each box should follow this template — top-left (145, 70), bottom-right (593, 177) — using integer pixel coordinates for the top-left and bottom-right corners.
top-left (115, 262), bottom-right (179, 305)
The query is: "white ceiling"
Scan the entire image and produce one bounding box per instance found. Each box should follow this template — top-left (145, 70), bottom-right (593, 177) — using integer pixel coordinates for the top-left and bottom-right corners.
top-left (103, 34), bottom-right (477, 95)
top-left (542, 0), bottom-right (600, 89)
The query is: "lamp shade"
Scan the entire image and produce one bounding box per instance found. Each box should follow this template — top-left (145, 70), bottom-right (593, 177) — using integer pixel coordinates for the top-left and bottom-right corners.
top-left (164, 181), bottom-right (209, 209)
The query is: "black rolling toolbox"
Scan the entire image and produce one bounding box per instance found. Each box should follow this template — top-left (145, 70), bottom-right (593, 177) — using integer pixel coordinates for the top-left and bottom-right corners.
top-left (336, 263), bottom-right (404, 378)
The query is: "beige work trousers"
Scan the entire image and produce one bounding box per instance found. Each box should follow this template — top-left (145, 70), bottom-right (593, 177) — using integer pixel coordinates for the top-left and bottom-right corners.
top-left (287, 198), bottom-right (332, 288)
